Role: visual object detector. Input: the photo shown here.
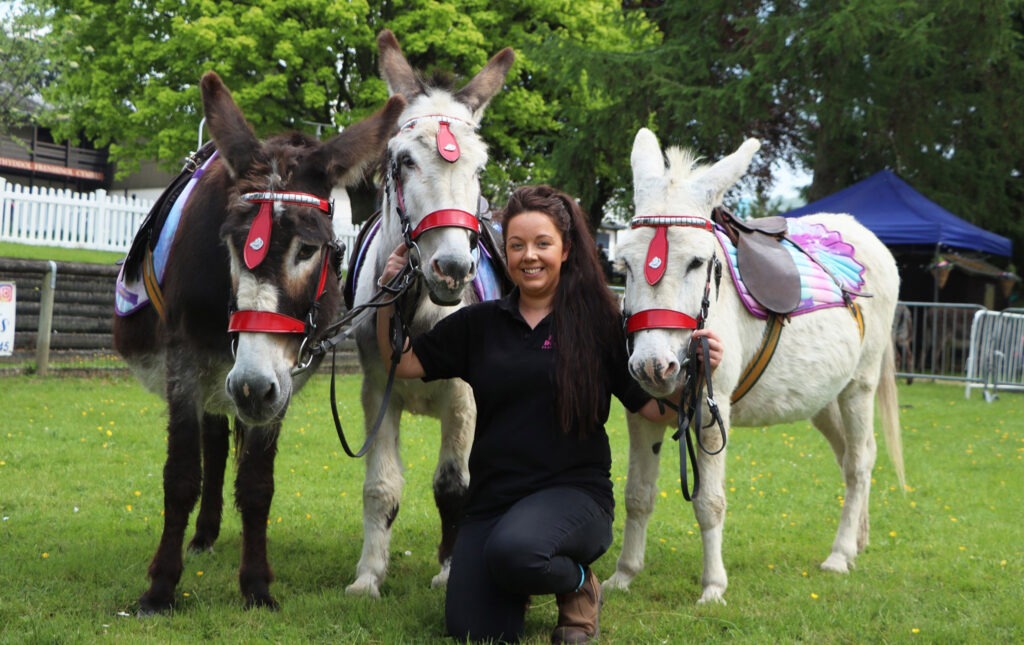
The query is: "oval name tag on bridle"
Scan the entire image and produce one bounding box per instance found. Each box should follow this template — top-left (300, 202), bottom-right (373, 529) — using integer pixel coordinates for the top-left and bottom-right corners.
top-left (630, 215), bottom-right (714, 286)
top-left (240, 191), bottom-right (333, 270)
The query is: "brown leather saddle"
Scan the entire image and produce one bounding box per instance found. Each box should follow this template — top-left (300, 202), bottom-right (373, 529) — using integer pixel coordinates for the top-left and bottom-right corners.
top-left (712, 207), bottom-right (801, 315)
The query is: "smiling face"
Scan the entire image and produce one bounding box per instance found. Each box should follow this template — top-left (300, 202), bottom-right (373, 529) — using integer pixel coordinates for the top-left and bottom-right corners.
top-left (504, 210), bottom-right (569, 304)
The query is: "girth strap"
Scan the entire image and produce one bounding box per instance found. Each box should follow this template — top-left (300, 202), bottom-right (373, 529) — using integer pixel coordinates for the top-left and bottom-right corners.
top-left (731, 313), bottom-right (784, 404)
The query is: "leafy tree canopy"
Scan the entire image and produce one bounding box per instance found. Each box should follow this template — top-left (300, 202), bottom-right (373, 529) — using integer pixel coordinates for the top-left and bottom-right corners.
top-left (22, 0), bottom-right (1024, 273)
top-left (32, 0), bottom-right (654, 219)
top-left (0, 4), bottom-right (52, 135)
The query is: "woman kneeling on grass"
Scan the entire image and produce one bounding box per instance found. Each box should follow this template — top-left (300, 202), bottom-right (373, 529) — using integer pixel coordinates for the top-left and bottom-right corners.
top-left (376, 184), bottom-right (722, 643)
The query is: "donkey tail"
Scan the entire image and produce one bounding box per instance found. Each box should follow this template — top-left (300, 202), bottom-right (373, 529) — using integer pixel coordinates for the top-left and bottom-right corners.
top-left (877, 339), bottom-right (906, 491)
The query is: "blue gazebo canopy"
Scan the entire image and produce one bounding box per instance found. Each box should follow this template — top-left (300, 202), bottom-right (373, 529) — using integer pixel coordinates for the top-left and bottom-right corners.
top-left (781, 170), bottom-right (1012, 257)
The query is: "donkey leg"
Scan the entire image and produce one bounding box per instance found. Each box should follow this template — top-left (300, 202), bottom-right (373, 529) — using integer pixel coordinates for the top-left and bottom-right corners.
top-left (347, 396), bottom-right (403, 598)
top-left (431, 382), bottom-right (474, 589)
top-left (605, 412), bottom-right (666, 592)
top-left (235, 422), bottom-right (280, 610)
top-left (188, 413), bottom-right (230, 553)
top-left (819, 384), bottom-right (878, 573)
top-left (811, 401), bottom-right (870, 553)
top-left (693, 418), bottom-right (729, 605)
top-left (139, 395), bottom-right (202, 614)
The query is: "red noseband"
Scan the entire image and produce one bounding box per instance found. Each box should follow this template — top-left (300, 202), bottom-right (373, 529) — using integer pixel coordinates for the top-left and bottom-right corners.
top-left (625, 309), bottom-right (700, 334)
top-left (410, 208), bottom-right (480, 240)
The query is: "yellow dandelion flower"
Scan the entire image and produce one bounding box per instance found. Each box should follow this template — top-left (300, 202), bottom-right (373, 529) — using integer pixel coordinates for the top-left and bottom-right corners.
top-left (912, 628), bottom-right (920, 634)
top-left (810, 593), bottom-right (819, 600)
top-left (889, 531), bottom-right (897, 538)
top-left (125, 505), bottom-right (132, 512)
top-left (134, 490), bottom-right (141, 497)
top-left (660, 491), bottom-right (667, 498)
top-left (196, 571), bottom-right (204, 576)
top-left (42, 552), bottom-right (49, 559)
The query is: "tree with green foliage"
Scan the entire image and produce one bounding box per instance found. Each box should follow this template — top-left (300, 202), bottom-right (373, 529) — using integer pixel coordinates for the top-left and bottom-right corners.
top-left (615, 1), bottom-right (1024, 269)
top-left (0, 5), bottom-right (52, 135)
top-left (32, 0), bottom-right (655, 226)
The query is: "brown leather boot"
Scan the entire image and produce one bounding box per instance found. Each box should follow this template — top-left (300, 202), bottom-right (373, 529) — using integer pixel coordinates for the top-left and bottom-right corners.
top-left (551, 568), bottom-right (602, 644)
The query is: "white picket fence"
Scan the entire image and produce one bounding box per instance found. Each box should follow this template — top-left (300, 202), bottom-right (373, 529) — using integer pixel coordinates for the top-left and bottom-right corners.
top-left (0, 177), bottom-right (153, 252)
top-left (0, 177), bottom-right (362, 256)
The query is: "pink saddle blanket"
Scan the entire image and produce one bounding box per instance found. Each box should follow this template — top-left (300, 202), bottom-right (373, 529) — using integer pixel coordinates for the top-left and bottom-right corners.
top-left (714, 219), bottom-right (866, 319)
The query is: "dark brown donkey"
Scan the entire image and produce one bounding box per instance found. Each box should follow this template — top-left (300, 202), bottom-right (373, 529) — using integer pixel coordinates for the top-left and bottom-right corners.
top-left (113, 72), bottom-right (404, 612)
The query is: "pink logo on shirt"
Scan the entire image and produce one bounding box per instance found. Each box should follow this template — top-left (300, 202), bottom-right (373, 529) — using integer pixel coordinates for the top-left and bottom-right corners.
top-left (541, 335), bottom-right (553, 350)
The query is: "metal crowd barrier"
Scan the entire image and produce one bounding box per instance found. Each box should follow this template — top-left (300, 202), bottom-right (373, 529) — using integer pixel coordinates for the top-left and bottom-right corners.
top-left (964, 308), bottom-right (1024, 400)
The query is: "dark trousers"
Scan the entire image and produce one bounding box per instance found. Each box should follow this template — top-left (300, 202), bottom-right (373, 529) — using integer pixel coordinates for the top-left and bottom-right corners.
top-left (444, 486), bottom-right (613, 643)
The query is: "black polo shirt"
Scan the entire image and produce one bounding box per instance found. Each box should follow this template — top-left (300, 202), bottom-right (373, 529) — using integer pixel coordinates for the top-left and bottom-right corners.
top-left (411, 290), bottom-right (651, 518)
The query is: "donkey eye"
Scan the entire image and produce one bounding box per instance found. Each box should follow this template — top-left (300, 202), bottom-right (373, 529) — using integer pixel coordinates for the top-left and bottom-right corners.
top-left (400, 153), bottom-right (416, 169)
top-left (295, 243), bottom-right (319, 263)
top-left (687, 257), bottom-right (704, 272)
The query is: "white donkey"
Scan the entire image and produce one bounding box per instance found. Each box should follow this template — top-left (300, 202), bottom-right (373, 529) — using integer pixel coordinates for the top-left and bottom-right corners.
top-left (606, 128), bottom-right (905, 604)
top-left (346, 30), bottom-right (514, 597)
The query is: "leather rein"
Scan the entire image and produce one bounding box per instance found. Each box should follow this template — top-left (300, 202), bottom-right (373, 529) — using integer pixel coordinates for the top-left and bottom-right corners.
top-left (623, 215), bottom-right (728, 501)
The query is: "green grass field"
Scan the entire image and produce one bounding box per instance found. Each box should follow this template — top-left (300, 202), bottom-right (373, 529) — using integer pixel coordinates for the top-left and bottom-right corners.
top-left (1, 375), bottom-right (1021, 643)
top-left (0, 242), bottom-right (124, 265)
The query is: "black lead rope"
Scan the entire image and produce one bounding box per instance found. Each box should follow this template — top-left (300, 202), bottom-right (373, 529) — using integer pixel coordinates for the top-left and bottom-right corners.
top-left (328, 264), bottom-right (417, 458)
top-left (666, 256), bottom-right (727, 501)
top-left (671, 336), bottom-right (727, 501)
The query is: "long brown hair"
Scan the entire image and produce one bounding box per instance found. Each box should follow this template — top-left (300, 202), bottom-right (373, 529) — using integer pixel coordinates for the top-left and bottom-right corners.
top-left (498, 185), bottom-right (622, 436)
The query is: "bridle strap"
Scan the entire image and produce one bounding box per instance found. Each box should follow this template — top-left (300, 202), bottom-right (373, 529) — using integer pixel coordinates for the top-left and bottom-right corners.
top-left (631, 215), bottom-right (715, 286)
top-left (240, 191), bottom-right (333, 214)
top-left (410, 208), bottom-right (480, 240)
top-left (240, 191), bottom-right (334, 269)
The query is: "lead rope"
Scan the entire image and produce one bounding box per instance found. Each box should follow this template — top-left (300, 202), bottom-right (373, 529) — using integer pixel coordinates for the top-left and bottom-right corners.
top-left (667, 256), bottom-right (727, 501)
top-left (328, 261), bottom-right (418, 458)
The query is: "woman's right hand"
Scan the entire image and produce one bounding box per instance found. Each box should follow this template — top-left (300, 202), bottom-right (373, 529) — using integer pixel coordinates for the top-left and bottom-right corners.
top-left (378, 243), bottom-right (410, 287)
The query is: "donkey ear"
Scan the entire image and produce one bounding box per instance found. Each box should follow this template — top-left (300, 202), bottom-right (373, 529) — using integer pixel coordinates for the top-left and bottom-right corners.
top-left (631, 128), bottom-right (665, 184)
top-left (200, 72), bottom-right (260, 180)
top-left (700, 138), bottom-right (761, 204)
top-left (378, 29), bottom-right (425, 99)
top-left (453, 47), bottom-right (515, 117)
top-left (321, 95), bottom-right (406, 188)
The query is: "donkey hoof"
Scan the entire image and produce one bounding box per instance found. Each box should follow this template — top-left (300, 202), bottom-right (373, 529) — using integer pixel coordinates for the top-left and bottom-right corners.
top-left (697, 585), bottom-right (727, 605)
top-left (187, 536), bottom-right (216, 554)
top-left (137, 593), bottom-right (174, 615)
top-left (602, 571), bottom-right (634, 592)
top-left (430, 564), bottom-right (450, 589)
top-left (345, 576), bottom-right (381, 598)
top-left (820, 553), bottom-right (852, 573)
top-left (244, 593), bottom-right (280, 611)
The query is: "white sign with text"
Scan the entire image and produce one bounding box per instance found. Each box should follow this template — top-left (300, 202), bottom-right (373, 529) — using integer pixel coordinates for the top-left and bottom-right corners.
top-left (0, 282), bottom-right (15, 356)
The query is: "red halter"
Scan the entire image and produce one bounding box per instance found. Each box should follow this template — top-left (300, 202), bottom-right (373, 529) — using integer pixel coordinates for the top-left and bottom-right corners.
top-left (391, 115), bottom-right (481, 246)
top-left (229, 190), bottom-right (335, 338)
